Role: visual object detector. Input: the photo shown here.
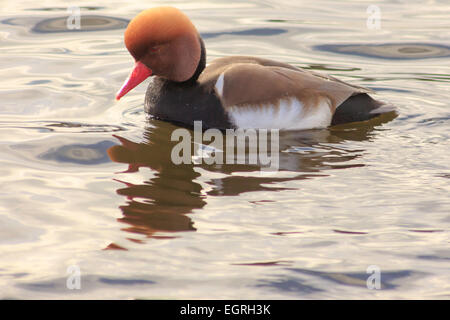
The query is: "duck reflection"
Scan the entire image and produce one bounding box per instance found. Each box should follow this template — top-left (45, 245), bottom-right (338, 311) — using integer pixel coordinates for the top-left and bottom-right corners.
top-left (107, 112), bottom-right (396, 242)
top-left (107, 123), bottom-right (204, 239)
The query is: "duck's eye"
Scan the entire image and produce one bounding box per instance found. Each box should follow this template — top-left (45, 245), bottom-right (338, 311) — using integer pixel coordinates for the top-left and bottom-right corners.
top-left (149, 46), bottom-right (160, 53)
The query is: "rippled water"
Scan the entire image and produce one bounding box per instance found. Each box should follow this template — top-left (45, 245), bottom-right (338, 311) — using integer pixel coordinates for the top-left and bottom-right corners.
top-left (1, 0), bottom-right (449, 299)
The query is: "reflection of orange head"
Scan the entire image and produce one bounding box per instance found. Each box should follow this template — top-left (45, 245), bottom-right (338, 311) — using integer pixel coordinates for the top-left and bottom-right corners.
top-left (107, 144), bottom-right (132, 163)
top-left (107, 135), bottom-right (137, 162)
top-left (124, 6), bottom-right (198, 60)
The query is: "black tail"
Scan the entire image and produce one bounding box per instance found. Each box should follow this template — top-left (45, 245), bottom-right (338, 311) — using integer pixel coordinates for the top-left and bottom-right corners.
top-left (331, 93), bottom-right (393, 125)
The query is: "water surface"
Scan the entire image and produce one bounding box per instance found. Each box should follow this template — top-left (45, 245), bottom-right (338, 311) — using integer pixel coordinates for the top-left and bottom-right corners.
top-left (0, 0), bottom-right (449, 299)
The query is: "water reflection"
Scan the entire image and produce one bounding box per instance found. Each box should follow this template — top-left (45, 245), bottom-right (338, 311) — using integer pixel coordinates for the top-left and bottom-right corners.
top-left (107, 123), bottom-right (204, 240)
top-left (315, 43), bottom-right (450, 60)
top-left (2, 15), bottom-right (129, 33)
top-left (201, 27), bottom-right (287, 39)
top-left (257, 268), bottom-right (413, 293)
top-left (39, 140), bottom-right (114, 165)
top-left (107, 113), bottom-right (395, 242)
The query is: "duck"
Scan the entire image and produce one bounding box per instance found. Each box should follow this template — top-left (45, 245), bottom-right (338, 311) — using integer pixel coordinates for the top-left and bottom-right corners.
top-left (116, 6), bottom-right (390, 130)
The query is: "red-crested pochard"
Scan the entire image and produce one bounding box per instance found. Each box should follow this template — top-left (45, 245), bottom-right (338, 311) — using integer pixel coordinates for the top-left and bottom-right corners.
top-left (116, 6), bottom-right (390, 130)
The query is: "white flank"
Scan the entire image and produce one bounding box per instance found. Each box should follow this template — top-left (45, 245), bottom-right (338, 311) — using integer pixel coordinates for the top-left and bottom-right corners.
top-left (227, 98), bottom-right (332, 130)
top-left (214, 72), bottom-right (225, 97)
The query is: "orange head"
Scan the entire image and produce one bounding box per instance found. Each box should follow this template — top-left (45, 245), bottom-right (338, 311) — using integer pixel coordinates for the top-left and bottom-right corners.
top-left (116, 7), bottom-right (202, 100)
